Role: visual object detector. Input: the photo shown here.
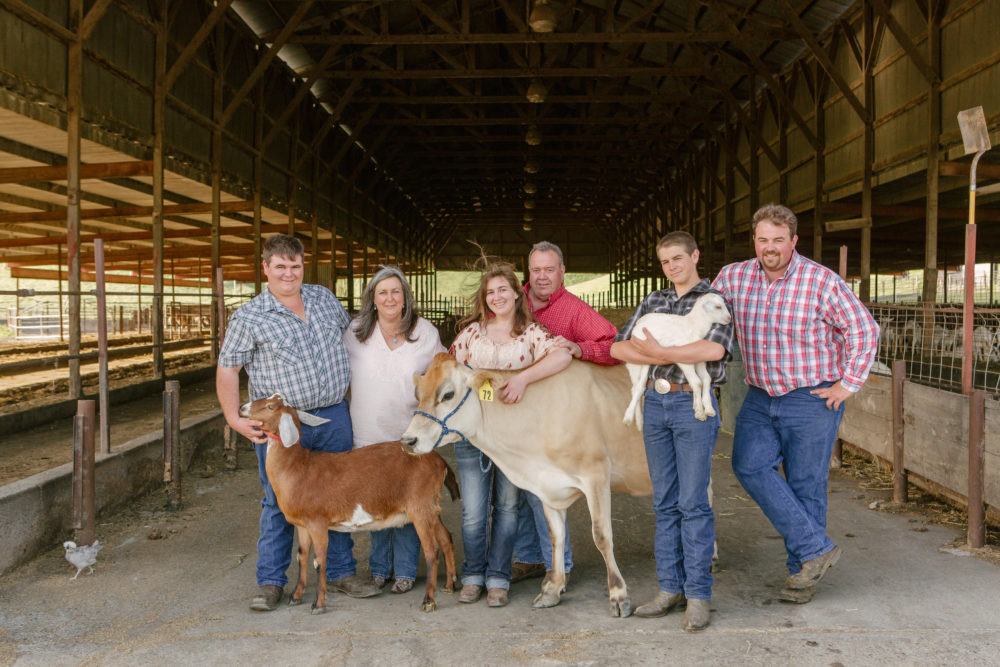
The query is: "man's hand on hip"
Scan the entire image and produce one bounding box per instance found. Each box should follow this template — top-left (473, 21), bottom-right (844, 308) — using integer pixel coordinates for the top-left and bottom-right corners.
top-left (810, 382), bottom-right (852, 410)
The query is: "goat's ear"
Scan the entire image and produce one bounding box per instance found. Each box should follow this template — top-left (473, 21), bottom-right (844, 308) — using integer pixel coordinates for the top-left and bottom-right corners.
top-left (278, 412), bottom-right (299, 447)
top-left (296, 410), bottom-right (329, 427)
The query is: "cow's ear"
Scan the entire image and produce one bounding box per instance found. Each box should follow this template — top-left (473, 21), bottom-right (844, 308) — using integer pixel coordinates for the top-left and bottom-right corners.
top-left (467, 369), bottom-right (502, 390)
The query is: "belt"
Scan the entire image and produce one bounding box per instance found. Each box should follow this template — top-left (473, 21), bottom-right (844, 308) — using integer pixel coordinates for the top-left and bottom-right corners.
top-left (646, 378), bottom-right (693, 394)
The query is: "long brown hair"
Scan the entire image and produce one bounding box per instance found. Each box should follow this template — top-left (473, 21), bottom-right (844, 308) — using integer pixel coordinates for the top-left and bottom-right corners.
top-left (458, 262), bottom-right (535, 337)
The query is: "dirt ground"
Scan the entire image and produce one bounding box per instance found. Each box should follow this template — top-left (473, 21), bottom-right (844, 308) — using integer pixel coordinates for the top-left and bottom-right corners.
top-left (0, 364), bottom-right (218, 487)
top-left (3, 434), bottom-right (1000, 665)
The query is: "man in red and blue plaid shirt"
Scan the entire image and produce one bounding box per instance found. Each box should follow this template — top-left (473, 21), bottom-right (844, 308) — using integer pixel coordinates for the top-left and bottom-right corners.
top-left (510, 241), bottom-right (621, 585)
top-left (712, 204), bottom-right (879, 605)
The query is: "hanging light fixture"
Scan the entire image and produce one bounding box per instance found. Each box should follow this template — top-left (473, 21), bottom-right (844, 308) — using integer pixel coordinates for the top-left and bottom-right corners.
top-left (523, 223), bottom-right (533, 231)
top-left (524, 200), bottom-right (535, 209)
top-left (526, 79), bottom-right (547, 103)
top-left (528, 0), bottom-right (557, 33)
top-left (523, 182), bottom-right (537, 194)
top-left (524, 160), bottom-right (540, 174)
top-left (523, 212), bottom-right (534, 222)
top-left (525, 125), bottom-right (542, 146)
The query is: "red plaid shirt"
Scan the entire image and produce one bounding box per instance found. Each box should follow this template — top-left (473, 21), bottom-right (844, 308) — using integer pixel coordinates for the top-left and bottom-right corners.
top-left (712, 252), bottom-right (880, 396)
top-left (524, 284), bottom-right (620, 366)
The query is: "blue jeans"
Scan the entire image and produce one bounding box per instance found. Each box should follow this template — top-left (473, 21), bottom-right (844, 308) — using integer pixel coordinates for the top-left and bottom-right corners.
top-left (513, 491), bottom-right (573, 572)
top-left (642, 387), bottom-right (719, 600)
top-left (732, 383), bottom-right (844, 575)
top-left (254, 400), bottom-right (356, 587)
top-left (454, 440), bottom-right (519, 590)
top-left (369, 524), bottom-right (420, 582)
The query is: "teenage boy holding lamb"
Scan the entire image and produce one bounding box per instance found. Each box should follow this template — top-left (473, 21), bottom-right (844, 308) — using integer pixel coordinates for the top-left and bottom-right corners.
top-left (610, 231), bottom-right (734, 632)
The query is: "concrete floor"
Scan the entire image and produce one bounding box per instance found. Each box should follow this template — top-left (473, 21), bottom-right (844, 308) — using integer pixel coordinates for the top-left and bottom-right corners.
top-left (1, 423), bottom-right (999, 665)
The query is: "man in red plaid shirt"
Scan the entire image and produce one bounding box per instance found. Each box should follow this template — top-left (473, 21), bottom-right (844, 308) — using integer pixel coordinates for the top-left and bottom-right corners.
top-left (712, 204), bottom-right (880, 604)
top-left (510, 241), bottom-right (621, 584)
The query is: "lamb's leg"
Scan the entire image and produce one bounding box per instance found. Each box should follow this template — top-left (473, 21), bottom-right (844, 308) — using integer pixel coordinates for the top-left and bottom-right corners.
top-left (695, 362), bottom-right (716, 418)
top-left (623, 362), bottom-right (649, 431)
top-left (676, 362), bottom-right (707, 420)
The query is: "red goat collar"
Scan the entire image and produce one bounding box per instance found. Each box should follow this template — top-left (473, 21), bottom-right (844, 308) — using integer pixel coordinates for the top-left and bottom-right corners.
top-left (262, 430), bottom-right (300, 446)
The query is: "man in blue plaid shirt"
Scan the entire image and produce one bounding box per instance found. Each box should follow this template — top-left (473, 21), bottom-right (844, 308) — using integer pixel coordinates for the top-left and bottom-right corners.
top-left (611, 231), bottom-right (734, 632)
top-left (217, 234), bottom-right (381, 611)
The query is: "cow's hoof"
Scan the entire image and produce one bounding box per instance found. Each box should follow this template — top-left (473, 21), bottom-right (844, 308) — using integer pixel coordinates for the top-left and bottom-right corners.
top-left (310, 604), bottom-right (326, 615)
top-left (287, 597), bottom-right (302, 607)
top-left (421, 599), bottom-right (437, 612)
top-left (610, 598), bottom-right (633, 618)
top-left (532, 591), bottom-right (561, 608)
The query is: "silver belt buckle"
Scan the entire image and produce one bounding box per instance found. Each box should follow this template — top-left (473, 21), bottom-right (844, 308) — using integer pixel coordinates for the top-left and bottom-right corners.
top-left (653, 378), bottom-right (671, 394)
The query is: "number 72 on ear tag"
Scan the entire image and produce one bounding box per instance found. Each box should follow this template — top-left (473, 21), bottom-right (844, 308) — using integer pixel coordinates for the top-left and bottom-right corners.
top-left (478, 379), bottom-right (494, 402)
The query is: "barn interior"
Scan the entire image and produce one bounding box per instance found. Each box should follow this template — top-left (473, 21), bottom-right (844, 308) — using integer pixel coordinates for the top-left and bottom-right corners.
top-left (1, 1), bottom-right (1000, 394)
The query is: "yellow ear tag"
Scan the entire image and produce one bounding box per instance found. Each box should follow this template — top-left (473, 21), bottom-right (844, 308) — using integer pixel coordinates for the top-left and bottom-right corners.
top-left (478, 379), bottom-right (494, 402)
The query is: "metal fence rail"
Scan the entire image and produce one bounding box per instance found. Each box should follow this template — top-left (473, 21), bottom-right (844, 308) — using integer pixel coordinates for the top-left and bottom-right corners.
top-left (868, 302), bottom-right (1000, 395)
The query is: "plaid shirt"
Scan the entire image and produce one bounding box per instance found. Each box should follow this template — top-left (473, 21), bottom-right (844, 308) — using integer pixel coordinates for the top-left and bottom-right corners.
top-left (525, 284), bottom-right (620, 365)
top-left (712, 251), bottom-right (880, 396)
top-left (614, 279), bottom-right (734, 386)
top-left (218, 284), bottom-right (351, 410)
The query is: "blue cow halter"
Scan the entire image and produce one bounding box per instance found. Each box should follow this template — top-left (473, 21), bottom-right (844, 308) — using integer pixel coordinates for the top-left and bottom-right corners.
top-left (412, 386), bottom-right (474, 449)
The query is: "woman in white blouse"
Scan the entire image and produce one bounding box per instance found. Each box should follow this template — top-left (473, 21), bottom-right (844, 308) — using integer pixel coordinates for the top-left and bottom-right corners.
top-left (345, 266), bottom-right (445, 594)
top-left (449, 262), bottom-right (572, 607)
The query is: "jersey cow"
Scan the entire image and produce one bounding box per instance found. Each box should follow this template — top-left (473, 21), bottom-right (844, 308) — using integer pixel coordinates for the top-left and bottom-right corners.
top-left (401, 353), bottom-right (655, 617)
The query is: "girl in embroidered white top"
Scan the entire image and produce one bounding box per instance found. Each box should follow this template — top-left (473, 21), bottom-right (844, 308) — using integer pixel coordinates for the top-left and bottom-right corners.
top-left (447, 262), bottom-right (571, 608)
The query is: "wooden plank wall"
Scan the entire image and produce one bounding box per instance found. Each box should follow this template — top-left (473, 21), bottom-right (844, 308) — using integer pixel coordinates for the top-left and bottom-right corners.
top-left (840, 377), bottom-right (999, 511)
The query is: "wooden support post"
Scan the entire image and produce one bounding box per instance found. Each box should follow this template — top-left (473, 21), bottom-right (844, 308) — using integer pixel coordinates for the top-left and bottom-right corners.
top-left (210, 23), bottom-right (223, 360)
top-left (94, 240), bottom-right (110, 454)
top-left (163, 380), bottom-right (182, 511)
top-left (892, 360), bottom-right (907, 503)
top-left (253, 81), bottom-right (263, 295)
top-left (151, 1), bottom-right (166, 379)
top-left (73, 399), bottom-right (95, 545)
top-left (968, 390), bottom-right (986, 548)
top-left (66, 0), bottom-right (83, 399)
top-left (923, 0), bottom-right (941, 306)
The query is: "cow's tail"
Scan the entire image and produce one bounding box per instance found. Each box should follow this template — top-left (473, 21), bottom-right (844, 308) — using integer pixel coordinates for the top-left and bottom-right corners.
top-left (442, 462), bottom-right (461, 501)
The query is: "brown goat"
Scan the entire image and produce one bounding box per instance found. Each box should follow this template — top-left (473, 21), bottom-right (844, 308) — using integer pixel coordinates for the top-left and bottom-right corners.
top-left (240, 393), bottom-right (459, 613)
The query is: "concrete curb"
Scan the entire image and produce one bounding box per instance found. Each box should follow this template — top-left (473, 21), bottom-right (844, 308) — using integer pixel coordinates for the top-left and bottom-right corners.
top-left (0, 408), bottom-right (225, 576)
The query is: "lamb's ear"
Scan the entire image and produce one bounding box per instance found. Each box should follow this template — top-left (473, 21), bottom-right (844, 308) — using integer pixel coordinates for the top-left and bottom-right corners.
top-left (296, 410), bottom-right (330, 427)
top-left (278, 412), bottom-right (300, 447)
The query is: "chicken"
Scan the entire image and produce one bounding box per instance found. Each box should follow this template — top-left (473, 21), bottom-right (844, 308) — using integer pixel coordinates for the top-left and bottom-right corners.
top-left (63, 540), bottom-right (102, 580)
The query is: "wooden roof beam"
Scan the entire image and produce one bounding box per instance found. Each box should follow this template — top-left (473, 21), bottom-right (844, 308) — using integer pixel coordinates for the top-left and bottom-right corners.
top-left (776, 0), bottom-right (867, 121)
top-left (0, 161), bottom-right (153, 184)
top-left (220, 0), bottom-right (316, 128)
top-left (163, 0), bottom-right (235, 91)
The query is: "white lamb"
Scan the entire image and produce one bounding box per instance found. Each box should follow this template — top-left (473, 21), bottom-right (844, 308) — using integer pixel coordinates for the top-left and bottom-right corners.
top-left (623, 292), bottom-right (732, 430)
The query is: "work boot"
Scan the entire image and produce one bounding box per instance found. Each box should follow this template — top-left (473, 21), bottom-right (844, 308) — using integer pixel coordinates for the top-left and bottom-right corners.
top-left (249, 584), bottom-right (283, 611)
top-left (486, 587), bottom-right (509, 607)
top-left (778, 585), bottom-right (816, 604)
top-left (634, 591), bottom-right (686, 618)
top-left (391, 579), bottom-right (414, 594)
top-left (682, 599), bottom-right (711, 632)
top-left (459, 584), bottom-right (483, 603)
top-left (785, 545), bottom-right (842, 590)
top-left (511, 561), bottom-right (546, 583)
top-left (329, 573), bottom-right (382, 598)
